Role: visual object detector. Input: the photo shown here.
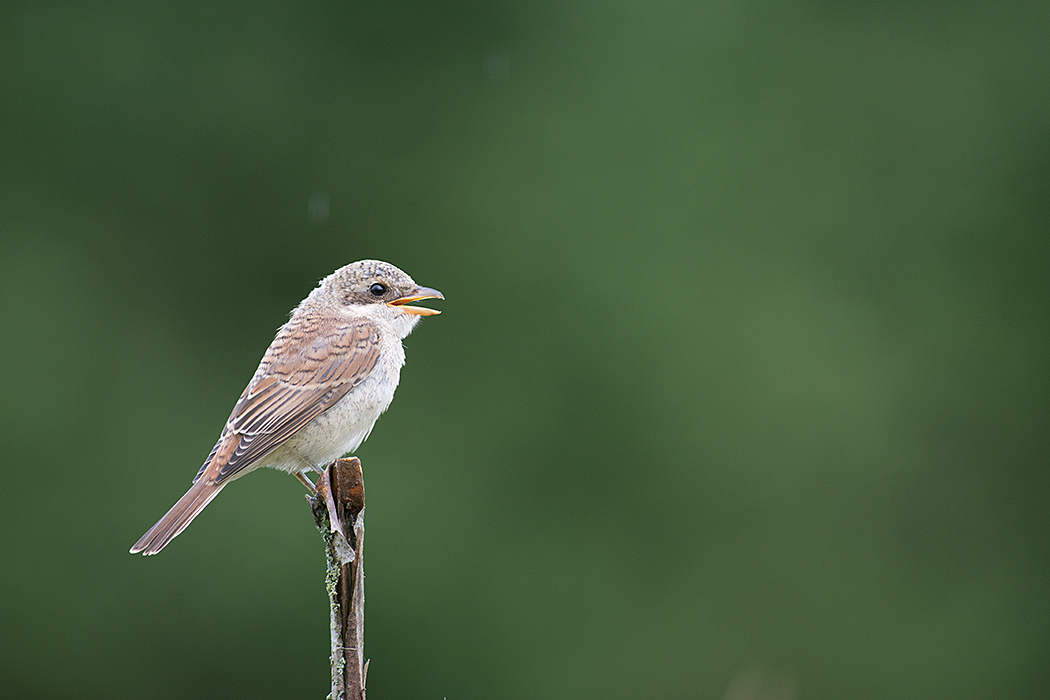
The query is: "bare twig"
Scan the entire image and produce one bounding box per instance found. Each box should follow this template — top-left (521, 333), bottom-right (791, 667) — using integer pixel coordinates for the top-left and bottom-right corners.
top-left (309, 458), bottom-right (367, 700)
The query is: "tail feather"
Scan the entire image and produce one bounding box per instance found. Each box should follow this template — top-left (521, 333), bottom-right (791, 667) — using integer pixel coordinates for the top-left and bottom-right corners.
top-left (130, 480), bottom-right (226, 555)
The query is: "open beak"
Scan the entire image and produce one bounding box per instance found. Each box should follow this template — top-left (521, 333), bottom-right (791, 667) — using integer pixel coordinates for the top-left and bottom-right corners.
top-left (388, 286), bottom-right (444, 316)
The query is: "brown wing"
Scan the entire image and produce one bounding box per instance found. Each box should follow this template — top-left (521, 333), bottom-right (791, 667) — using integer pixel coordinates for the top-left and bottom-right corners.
top-left (194, 310), bottom-right (380, 486)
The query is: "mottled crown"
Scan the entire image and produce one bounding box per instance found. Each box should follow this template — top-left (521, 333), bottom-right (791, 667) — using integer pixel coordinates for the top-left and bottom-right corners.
top-left (326, 259), bottom-right (420, 306)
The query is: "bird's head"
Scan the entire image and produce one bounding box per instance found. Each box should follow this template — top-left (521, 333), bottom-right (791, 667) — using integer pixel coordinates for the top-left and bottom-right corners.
top-left (325, 260), bottom-right (443, 337)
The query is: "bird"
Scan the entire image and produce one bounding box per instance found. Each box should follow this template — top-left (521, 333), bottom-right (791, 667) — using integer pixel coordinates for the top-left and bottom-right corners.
top-left (130, 260), bottom-right (442, 555)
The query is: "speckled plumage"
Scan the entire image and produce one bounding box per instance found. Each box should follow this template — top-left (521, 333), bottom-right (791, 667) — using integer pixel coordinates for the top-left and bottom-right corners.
top-left (131, 260), bottom-right (441, 555)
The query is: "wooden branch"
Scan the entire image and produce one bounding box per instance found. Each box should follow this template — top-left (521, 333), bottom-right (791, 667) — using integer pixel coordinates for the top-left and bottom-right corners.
top-left (309, 458), bottom-right (367, 700)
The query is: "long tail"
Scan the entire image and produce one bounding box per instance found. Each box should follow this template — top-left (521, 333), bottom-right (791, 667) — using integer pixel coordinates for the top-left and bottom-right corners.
top-left (130, 480), bottom-right (226, 555)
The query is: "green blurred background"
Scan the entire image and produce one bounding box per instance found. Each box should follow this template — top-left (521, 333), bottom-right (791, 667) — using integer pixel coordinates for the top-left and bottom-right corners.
top-left (1, 1), bottom-right (1048, 698)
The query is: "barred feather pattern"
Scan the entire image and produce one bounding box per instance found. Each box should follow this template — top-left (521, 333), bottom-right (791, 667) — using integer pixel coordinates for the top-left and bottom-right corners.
top-left (131, 312), bottom-right (381, 555)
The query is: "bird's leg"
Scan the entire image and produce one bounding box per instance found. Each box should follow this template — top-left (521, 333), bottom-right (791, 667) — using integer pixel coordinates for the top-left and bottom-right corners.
top-left (294, 471), bottom-right (317, 494)
top-left (297, 452), bottom-right (327, 474)
top-left (293, 453), bottom-right (328, 493)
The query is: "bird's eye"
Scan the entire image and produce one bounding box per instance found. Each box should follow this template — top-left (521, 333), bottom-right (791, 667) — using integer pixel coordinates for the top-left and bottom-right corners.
top-left (369, 282), bottom-right (388, 297)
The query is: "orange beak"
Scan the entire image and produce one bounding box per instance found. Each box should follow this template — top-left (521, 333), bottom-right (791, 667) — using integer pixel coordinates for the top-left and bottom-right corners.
top-left (388, 286), bottom-right (444, 316)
